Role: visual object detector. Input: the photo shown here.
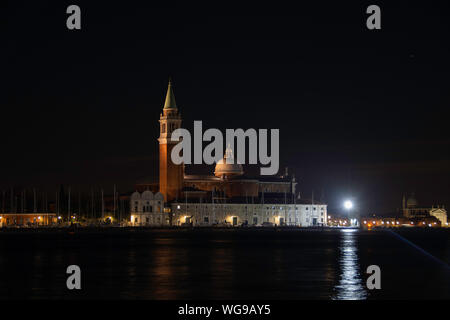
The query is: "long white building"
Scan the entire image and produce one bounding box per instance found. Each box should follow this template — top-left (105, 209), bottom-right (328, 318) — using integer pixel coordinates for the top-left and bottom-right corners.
top-left (170, 201), bottom-right (327, 227)
top-left (130, 189), bottom-right (327, 227)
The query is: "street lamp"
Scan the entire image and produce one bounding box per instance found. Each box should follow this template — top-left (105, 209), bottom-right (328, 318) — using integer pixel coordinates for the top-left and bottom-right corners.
top-left (343, 200), bottom-right (356, 226)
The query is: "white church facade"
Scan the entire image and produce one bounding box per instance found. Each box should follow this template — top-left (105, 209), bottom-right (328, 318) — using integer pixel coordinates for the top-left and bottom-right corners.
top-left (129, 190), bottom-right (165, 226)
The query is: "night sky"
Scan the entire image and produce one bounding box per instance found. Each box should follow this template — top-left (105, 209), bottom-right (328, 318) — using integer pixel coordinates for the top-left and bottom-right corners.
top-left (2, 1), bottom-right (449, 215)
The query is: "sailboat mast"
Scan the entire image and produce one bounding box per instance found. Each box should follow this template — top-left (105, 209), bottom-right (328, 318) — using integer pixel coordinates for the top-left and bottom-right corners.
top-left (101, 188), bottom-right (104, 218)
top-left (113, 184), bottom-right (116, 219)
top-left (68, 187), bottom-right (71, 217)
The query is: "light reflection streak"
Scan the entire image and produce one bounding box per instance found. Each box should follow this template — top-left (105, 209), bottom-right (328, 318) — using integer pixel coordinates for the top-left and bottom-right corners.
top-left (333, 229), bottom-right (367, 300)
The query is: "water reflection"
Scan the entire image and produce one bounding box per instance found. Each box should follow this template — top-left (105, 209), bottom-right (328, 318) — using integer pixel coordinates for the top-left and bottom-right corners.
top-left (333, 229), bottom-right (367, 300)
top-left (150, 239), bottom-right (179, 299)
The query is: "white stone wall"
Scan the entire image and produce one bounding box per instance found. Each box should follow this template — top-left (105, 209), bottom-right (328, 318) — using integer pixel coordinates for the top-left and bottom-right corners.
top-left (170, 203), bottom-right (327, 227)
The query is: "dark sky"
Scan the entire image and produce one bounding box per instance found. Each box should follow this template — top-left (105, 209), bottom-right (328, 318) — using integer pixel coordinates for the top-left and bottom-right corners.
top-left (2, 0), bottom-right (449, 215)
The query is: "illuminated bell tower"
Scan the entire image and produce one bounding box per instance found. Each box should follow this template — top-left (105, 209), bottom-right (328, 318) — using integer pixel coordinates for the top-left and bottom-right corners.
top-left (158, 79), bottom-right (184, 202)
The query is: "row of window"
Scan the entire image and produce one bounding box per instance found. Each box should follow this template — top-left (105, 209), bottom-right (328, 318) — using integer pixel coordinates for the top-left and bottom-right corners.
top-left (133, 206), bottom-right (160, 213)
top-left (135, 201), bottom-right (161, 205)
top-left (193, 216), bottom-right (324, 224)
top-left (133, 217), bottom-right (162, 223)
top-left (179, 205), bottom-right (325, 210)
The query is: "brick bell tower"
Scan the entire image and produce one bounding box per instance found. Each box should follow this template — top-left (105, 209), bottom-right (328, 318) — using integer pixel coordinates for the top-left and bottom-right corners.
top-left (158, 79), bottom-right (184, 202)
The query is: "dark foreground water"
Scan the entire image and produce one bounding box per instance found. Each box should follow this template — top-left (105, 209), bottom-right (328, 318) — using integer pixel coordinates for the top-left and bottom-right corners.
top-left (0, 228), bottom-right (448, 299)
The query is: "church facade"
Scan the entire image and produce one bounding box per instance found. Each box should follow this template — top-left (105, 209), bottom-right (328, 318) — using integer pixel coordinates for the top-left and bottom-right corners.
top-left (130, 80), bottom-right (327, 227)
top-left (401, 193), bottom-right (447, 225)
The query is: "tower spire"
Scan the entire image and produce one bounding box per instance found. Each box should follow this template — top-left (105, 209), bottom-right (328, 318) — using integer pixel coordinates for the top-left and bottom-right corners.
top-left (163, 78), bottom-right (177, 109)
top-left (159, 78), bottom-right (183, 202)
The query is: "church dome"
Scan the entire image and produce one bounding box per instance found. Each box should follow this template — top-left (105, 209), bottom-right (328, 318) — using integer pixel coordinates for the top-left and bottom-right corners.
top-left (214, 146), bottom-right (244, 179)
top-left (407, 194), bottom-right (418, 208)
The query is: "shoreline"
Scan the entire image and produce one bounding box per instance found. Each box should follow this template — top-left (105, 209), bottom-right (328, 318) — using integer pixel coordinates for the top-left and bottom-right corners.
top-left (0, 225), bottom-right (447, 234)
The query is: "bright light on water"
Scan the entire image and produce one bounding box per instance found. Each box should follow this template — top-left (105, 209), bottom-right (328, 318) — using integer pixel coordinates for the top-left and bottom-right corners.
top-left (333, 229), bottom-right (367, 300)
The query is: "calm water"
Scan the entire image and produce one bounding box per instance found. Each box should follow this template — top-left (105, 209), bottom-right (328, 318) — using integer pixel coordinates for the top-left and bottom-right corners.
top-left (0, 228), bottom-right (448, 299)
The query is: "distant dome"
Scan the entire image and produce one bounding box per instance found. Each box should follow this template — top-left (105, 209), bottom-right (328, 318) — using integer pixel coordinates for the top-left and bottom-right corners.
top-left (407, 194), bottom-right (418, 208)
top-left (214, 146), bottom-right (244, 179)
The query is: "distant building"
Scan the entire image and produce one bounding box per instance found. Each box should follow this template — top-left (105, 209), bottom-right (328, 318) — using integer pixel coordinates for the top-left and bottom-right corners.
top-left (359, 194), bottom-right (448, 229)
top-left (401, 193), bottom-right (447, 225)
top-left (130, 80), bottom-right (327, 227)
top-left (0, 213), bottom-right (57, 227)
top-left (360, 215), bottom-right (442, 228)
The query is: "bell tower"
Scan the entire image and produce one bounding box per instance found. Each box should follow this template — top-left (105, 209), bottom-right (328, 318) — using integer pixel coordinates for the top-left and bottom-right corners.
top-left (158, 79), bottom-right (184, 202)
